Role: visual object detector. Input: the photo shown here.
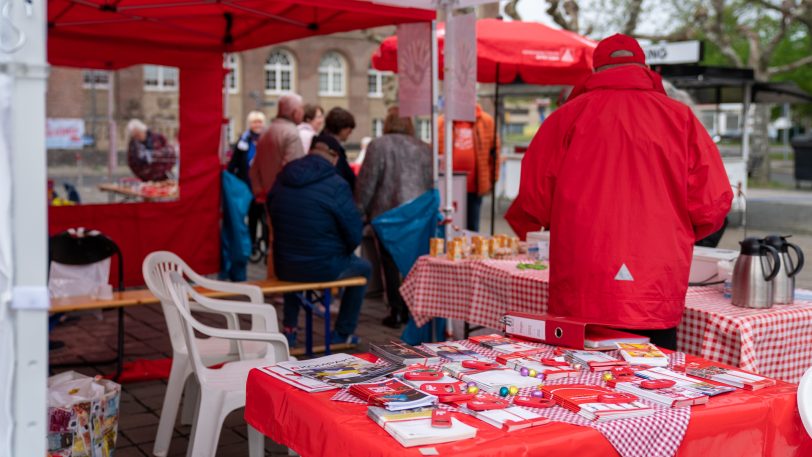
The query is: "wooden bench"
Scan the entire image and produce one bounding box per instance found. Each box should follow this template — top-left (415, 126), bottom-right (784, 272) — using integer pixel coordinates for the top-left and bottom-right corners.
top-left (50, 276), bottom-right (368, 376)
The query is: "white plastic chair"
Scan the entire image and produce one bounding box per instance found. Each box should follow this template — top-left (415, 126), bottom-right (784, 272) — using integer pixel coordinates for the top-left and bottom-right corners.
top-left (164, 270), bottom-right (290, 457)
top-left (143, 251), bottom-right (286, 457)
top-left (799, 366), bottom-right (812, 438)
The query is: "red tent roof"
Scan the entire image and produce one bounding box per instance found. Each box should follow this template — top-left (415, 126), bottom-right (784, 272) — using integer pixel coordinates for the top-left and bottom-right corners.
top-left (372, 18), bottom-right (596, 85)
top-left (49, 0), bottom-right (434, 68)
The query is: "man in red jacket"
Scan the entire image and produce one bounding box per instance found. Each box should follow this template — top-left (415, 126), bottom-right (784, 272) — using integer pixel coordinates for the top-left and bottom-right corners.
top-left (505, 34), bottom-right (732, 349)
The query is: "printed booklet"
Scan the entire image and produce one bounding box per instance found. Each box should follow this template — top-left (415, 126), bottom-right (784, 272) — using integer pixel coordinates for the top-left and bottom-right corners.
top-left (277, 353), bottom-right (399, 386)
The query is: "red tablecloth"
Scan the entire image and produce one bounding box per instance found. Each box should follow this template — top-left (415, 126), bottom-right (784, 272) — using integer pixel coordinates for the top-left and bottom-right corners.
top-left (244, 356), bottom-right (812, 457)
top-left (400, 256), bottom-right (812, 382)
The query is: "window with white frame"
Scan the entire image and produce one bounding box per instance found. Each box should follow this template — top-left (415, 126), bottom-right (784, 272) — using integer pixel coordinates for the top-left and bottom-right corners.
top-left (265, 50), bottom-right (295, 94)
top-left (144, 65), bottom-right (179, 91)
top-left (417, 118), bottom-right (432, 143)
top-left (372, 118), bottom-right (384, 138)
top-left (319, 52), bottom-right (346, 97)
top-left (367, 68), bottom-right (391, 98)
top-left (225, 54), bottom-right (239, 94)
top-left (83, 70), bottom-right (110, 89)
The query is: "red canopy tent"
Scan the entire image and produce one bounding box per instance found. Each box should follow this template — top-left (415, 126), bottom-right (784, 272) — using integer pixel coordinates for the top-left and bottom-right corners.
top-left (46, 0), bottom-right (433, 286)
top-left (372, 18), bottom-right (596, 84)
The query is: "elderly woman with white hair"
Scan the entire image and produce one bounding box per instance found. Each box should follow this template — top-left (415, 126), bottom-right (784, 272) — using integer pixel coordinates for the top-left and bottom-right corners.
top-left (249, 93), bottom-right (305, 278)
top-left (227, 110), bottom-right (267, 255)
top-left (126, 119), bottom-right (177, 182)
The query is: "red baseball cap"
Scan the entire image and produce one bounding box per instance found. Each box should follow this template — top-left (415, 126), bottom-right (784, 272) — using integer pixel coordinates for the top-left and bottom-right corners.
top-left (592, 33), bottom-right (646, 69)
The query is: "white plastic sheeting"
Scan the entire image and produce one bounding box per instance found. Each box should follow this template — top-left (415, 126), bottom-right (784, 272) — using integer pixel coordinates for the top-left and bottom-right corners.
top-left (0, 69), bottom-right (14, 457)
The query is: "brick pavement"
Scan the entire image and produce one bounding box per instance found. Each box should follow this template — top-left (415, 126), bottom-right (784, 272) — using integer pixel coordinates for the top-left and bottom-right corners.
top-left (48, 262), bottom-right (403, 456)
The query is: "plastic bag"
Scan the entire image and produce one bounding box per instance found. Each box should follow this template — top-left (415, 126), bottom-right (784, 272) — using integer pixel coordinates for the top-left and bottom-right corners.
top-left (47, 371), bottom-right (121, 457)
top-left (48, 259), bottom-right (111, 298)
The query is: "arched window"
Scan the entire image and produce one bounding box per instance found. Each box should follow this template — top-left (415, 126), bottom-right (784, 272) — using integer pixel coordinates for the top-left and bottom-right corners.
top-left (265, 49), bottom-right (295, 94)
top-left (319, 52), bottom-right (346, 97)
top-left (225, 54), bottom-right (239, 94)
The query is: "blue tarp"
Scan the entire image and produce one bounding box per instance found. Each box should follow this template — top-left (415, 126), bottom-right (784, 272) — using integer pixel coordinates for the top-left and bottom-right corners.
top-left (219, 170), bottom-right (253, 281)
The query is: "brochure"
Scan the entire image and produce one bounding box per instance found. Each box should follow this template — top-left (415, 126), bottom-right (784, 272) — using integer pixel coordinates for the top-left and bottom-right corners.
top-left (616, 343), bottom-right (670, 367)
top-left (422, 342), bottom-right (492, 362)
top-left (277, 353), bottom-right (399, 386)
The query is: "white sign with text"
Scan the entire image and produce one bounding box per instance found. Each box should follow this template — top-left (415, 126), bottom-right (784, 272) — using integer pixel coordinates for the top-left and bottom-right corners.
top-left (642, 41), bottom-right (701, 65)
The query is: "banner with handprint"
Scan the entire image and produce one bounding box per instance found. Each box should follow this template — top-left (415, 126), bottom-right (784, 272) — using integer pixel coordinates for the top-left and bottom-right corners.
top-left (397, 22), bottom-right (432, 117)
top-left (447, 12), bottom-right (477, 122)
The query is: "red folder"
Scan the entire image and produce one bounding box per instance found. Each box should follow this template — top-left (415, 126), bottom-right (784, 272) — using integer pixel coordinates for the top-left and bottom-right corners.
top-left (503, 312), bottom-right (645, 350)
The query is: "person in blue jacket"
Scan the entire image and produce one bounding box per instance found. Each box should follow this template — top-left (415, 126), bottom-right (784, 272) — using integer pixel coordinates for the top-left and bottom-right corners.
top-left (267, 134), bottom-right (371, 347)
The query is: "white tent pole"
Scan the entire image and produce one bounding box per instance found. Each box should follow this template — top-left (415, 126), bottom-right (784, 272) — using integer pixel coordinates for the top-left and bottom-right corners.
top-left (107, 71), bottom-right (117, 181)
top-left (442, 1), bottom-right (454, 228)
top-left (431, 20), bottom-right (439, 185)
top-left (3, 1), bottom-right (49, 456)
top-left (741, 83), bottom-right (752, 166)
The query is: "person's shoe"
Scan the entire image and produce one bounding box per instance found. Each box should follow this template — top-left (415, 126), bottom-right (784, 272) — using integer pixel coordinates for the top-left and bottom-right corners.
top-left (283, 327), bottom-right (297, 348)
top-left (330, 331), bottom-right (360, 345)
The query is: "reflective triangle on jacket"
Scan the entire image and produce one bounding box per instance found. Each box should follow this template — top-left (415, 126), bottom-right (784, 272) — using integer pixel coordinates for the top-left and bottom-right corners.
top-left (615, 263), bottom-right (634, 281)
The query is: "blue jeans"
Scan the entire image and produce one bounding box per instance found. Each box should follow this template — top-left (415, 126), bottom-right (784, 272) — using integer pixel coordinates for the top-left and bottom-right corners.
top-left (282, 255), bottom-right (371, 337)
top-left (466, 193), bottom-right (483, 232)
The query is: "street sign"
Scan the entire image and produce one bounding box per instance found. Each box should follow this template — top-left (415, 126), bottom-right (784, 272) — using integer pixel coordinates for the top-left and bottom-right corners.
top-left (642, 41), bottom-right (702, 65)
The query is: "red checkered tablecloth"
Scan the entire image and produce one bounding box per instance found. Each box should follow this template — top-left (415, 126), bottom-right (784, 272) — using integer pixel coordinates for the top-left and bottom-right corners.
top-left (400, 256), bottom-right (812, 383)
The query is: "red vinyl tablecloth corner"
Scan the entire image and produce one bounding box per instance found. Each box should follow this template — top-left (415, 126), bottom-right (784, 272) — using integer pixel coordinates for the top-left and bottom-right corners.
top-left (400, 256), bottom-right (812, 382)
top-left (244, 358), bottom-right (812, 457)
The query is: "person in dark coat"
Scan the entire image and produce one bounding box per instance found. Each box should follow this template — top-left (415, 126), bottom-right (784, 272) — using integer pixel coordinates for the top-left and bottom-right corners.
top-left (267, 134), bottom-right (370, 347)
top-left (126, 119), bottom-right (177, 182)
top-left (322, 107), bottom-right (356, 193)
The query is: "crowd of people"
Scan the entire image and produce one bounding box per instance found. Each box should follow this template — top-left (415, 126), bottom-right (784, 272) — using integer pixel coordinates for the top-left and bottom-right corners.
top-left (223, 94), bottom-right (496, 347)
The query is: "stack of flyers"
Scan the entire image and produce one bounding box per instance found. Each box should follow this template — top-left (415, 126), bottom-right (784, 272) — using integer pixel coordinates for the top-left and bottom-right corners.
top-left (442, 362), bottom-right (542, 392)
top-left (370, 341), bottom-right (441, 366)
top-left (542, 384), bottom-right (655, 422)
top-left (504, 355), bottom-right (579, 381)
top-left (686, 365), bottom-right (776, 391)
top-left (422, 342), bottom-right (492, 362)
top-left (634, 367), bottom-right (735, 397)
top-left (468, 334), bottom-right (541, 354)
top-left (257, 366), bottom-right (337, 393)
top-left (349, 379), bottom-right (437, 411)
top-left (612, 378), bottom-right (709, 407)
top-left (564, 350), bottom-right (627, 372)
top-left (276, 353), bottom-right (399, 386)
top-left (377, 417), bottom-right (477, 448)
top-left (616, 343), bottom-right (669, 367)
top-left (367, 406), bottom-right (434, 426)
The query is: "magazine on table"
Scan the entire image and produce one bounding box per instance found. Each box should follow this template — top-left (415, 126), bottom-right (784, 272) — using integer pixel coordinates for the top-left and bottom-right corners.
top-left (370, 341), bottom-right (441, 366)
top-left (443, 362), bottom-right (542, 392)
top-left (686, 365), bottom-right (776, 391)
top-left (378, 417), bottom-right (477, 447)
top-left (564, 350), bottom-right (627, 372)
top-left (468, 334), bottom-right (541, 354)
top-left (257, 365), bottom-right (337, 393)
top-left (277, 353), bottom-right (399, 386)
top-left (616, 342), bottom-right (670, 367)
top-left (634, 367), bottom-right (735, 397)
top-left (349, 379), bottom-right (437, 411)
top-left (613, 378), bottom-right (709, 407)
top-left (541, 384), bottom-right (655, 422)
top-left (422, 342), bottom-right (492, 362)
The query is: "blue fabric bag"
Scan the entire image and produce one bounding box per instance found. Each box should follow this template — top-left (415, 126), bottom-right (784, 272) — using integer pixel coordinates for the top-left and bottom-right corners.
top-left (219, 170), bottom-right (253, 281)
top-left (371, 190), bottom-right (445, 344)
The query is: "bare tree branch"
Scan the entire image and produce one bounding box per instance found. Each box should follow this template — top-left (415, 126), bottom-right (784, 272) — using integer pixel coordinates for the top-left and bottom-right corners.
top-left (623, 0), bottom-right (645, 35)
top-left (504, 0), bottom-right (522, 21)
top-left (768, 53), bottom-right (812, 75)
top-left (545, 0), bottom-right (581, 32)
top-left (762, 9), bottom-right (791, 69)
top-left (545, 0), bottom-right (573, 30)
top-left (704, 0), bottom-right (744, 67)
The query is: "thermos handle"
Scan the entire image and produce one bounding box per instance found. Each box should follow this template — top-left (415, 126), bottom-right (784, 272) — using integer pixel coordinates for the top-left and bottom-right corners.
top-left (787, 242), bottom-right (805, 278)
top-left (762, 245), bottom-right (781, 281)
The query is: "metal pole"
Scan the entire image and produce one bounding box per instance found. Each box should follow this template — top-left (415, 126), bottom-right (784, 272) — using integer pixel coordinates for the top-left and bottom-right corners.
top-left (741, 83), bottom-right (752, 166)
top-left (431, 20), bottom-right (439, 186)
top-left (442, 2), bottom-right (455, 231)
top-left (490, 64), bottom-right (499, 236)
top-left (107, 71), bottom-right (117, 182)
top-left (783, 103), bottom-right (790, 160)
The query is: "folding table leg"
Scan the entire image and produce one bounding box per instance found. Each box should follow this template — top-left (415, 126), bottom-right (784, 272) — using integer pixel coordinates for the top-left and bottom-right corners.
top-left (113, 307), bottom-right (125, 381)
top-left (323, 289), bottom-right (332, 355)
top-left (303, 293), bottom-right (313, 357)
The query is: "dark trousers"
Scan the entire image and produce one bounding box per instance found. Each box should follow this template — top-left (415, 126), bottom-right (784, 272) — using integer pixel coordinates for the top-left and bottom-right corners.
top-left (466, 193), bottom-right (483, 232)
top-left (377, 241), bottom-right (407, 320)
top-left (247, 200), bottom-right (265, 247)
top-left (282, 255), bottom-right (371, 337)
top-left (616, 327), bottom-right (678, 351)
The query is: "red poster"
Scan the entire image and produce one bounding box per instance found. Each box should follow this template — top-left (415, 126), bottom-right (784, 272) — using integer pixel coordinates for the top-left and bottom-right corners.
top-left (397, 22), bottom-right (432, 117)
top-left (447, 12), bottom-right (476, 122)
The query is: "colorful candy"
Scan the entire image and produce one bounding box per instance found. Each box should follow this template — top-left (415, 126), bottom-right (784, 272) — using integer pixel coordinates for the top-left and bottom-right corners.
top-left (466, 382), bottom-right (477, 389)
top-left (528, 369), bottom-right (538, 378)
top-left (466, 385), bottom-right (479, 395)
top-left (499, 386), bottom-right (509, 397)
top-left (602, 372), bottom-right (614, 382)
top-left (508, 386), bottom-right (519, 396)
top-left (531, 390), bottom-right (544, 399)
top-left (519, 367), bottom-right (530, 377)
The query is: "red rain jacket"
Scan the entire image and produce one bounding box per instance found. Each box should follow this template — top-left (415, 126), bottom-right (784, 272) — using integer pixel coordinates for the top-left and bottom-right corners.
top-left (505, 66), bottom-right (732, 329)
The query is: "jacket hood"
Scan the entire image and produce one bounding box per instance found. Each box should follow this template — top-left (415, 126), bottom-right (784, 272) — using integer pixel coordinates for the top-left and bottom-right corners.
top-left (279, 154), bottom-right (336, 188)
top-left (566, 66), bottom-right (666, 103)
